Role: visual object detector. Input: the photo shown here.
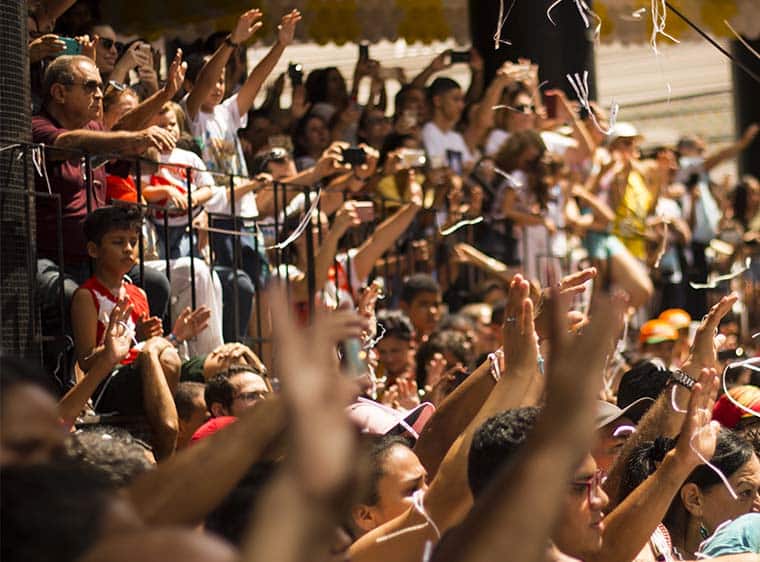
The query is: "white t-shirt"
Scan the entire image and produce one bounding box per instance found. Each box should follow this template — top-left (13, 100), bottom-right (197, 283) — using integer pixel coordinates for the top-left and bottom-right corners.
top-left (421, 121), bottom-right (474, 172)
top-left (182, 93), bottom-right (258, 219)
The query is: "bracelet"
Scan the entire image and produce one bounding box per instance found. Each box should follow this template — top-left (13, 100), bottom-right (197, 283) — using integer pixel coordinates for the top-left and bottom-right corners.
top-left (224, 35), bottom-right (239, 48)
top-left (167, 333), bottom-right (181, 347)
top-left (669, 369), bottom-right (697, 390)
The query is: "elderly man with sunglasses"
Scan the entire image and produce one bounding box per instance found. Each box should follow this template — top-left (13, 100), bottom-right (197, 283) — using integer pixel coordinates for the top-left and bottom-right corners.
top-left (33, 54), bottom-right (177, 370)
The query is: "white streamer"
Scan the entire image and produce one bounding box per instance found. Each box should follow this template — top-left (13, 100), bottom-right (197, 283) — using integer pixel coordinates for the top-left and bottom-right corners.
top-left (649, 0), bottom-right (680, 55)
top-left (493, 0), bottom-right (516, 49)
top-left (670, 383), bottom-right (688, 413)
top-left (724, 20), bottom-right (760, 60)
top-left (613, 425), bottom-right (636, 437)
top-left (722, 357), bottom-right (760, 419)
top-left (30, 145), bottom-right (53, 195)
top-left (566, 71), bottom-right (619, 135)
top-left (546, 0), bottom-right (602, 39)
top-left (689, 257), bottom-right (751, 289)
top-left (266, 189), bottom-right (321, 250)
top-left (440, 216), bottom-right (484, 236)
top-left (376, 488), bottom-right (440, 543)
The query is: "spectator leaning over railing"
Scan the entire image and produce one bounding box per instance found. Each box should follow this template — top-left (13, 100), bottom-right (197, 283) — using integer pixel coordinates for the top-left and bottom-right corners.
top-left (33, 54), bottom-right (177, 370)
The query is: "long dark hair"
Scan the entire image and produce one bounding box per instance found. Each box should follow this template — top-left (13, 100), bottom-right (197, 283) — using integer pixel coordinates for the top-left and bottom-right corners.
top-left (493, 129), bottom-right (549, 207)
top-left (621, 430), bottom-right (755, 530)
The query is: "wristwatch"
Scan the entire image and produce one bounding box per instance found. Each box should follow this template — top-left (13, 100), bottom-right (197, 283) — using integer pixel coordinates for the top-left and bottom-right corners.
top-left (669, 369), bottom-right (697, 390)
top-left (224, 35), bottom-right (239, 48)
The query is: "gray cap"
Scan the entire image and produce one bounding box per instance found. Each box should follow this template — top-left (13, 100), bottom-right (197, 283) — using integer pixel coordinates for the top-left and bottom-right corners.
top-left (595, 397), bottom-right (653, 429)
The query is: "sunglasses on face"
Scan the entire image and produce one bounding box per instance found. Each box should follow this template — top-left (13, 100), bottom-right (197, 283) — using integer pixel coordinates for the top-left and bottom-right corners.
top-left (65, 79), bottom-right (103, 93)
top-left (513, 103), bottom-right (536, 114)
top-left (234, 391), bottom-right (269, 403)
top-left (99, 37), bottom-right (117, 50)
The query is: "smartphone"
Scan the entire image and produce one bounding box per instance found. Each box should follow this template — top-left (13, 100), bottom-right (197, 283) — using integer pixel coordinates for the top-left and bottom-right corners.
top-left (340, 337), bottom-right (369, 378)
top-left (358, 42), bottom-right (369, 61)
top-left (449, 50), bottom-right (471, 64)
top-left (446, 149), bottom-right (464, 175)
top-left (353, 201), bottom-right (375, 222)
top-left (341, 146), bottom-right (367, 166)
top-left (545, 92), bottom-right (558, 119)
top-left (288, 62), bottom-right (304, 87)
top-left (59, 37), bottom-right (81, 56)
top-left (399, 148), bottom-right (426, 169)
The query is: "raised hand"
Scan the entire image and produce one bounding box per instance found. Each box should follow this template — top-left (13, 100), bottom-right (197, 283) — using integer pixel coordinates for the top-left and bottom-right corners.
top-left (353, 144), bottom-right (380, 180)
top-left (75, 34), bottom-right (97, 62)
top-left (502, 274), bottom-right (539, 375)
top-left (172, 306), bottom-right (211, 342)
top-left (333, 201), bottom-right (361, 235)
top-left (29, 34), bottom-right (65, 63)
top-left (673, 368), bottom-right (721, 470)
top-left (684, 293), bottom-right (738, 374)
top-left (269, 286), bottom-right (366, 500)
top-left (203, 342), bottom-right (266, 379)
top-left (104, 298), bottom-right (134, 364)
top-left (290, 84), bottom-right (311, 120)
top-left (136, 313), bottom-right (163, 341)
top-left (162, 49), bottom-right (187, 99)
top-left (544, 288), bottom-right (626, 414)
top-left (277, 9), bottom-right (302, 46)
top-left (533, 267), bottom-right (597, 339)
top-left (231, 8), bottom-right (263, 45)
top-left (314, 142), bottom-right (351, 179)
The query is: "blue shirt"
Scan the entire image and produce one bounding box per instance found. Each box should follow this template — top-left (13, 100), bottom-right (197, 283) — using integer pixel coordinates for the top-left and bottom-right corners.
top-left (698, 513), bottom-right (760, 557)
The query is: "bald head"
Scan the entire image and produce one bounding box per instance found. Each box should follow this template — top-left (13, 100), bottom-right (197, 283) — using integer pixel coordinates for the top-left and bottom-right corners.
top-left (79, 528), bottom-right (237, 562)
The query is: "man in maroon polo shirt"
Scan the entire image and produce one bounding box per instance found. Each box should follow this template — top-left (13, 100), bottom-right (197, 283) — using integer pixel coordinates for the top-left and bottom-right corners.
top-left (34, 55), bottom-right (175, 351)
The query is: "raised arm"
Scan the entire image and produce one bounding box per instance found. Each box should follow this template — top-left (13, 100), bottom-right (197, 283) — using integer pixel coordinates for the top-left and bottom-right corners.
top-left (126, 397), bottom-right (286, 526)
top-left (704, 123), bottom-right (758, 172)
top-left (411, 51), bottom-right (451, 89)
top-left (432, 289), bottom-right (626, 562)
top-left (112, 50), bottom-right (186, 132)
top-left (349, 275), bottom-right (544, 562)
top-left (352, 173), bottom-right (422, 281)
top-left (589, 368), bottom-right (721, 562)
top-left (236, 10), bottom-right (301, 117)
top-left (185, 9), bottom-right (262, 120)
top-left (604, 293), bottom-right (738, 506)
top-left (463, 67), bottom-right (511, 152)
top-left (240, 294), bottom-right (367, 562)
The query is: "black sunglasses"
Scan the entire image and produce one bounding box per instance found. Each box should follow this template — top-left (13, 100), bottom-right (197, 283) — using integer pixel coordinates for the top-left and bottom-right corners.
top-left (513, 103), bottom-right (536, 114)
top-left (99, 37), bottom-right (116, 50)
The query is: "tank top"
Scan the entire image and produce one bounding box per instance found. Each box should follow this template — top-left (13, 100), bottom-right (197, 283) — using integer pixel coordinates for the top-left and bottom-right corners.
top-left (612, 170), bottom-right (654, 260)
top-left (79, 276), bottom-right (150, 365)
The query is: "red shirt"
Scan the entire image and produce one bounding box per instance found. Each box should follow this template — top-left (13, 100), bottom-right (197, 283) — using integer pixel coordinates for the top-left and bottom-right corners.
top-left (32, 111), bottom-right (108, 265)
top-left (79, 276), bottom-right (149, 365)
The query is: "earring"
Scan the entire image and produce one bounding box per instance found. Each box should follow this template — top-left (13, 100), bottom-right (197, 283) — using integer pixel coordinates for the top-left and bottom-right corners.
top-left (699, 521), bottom-right (710, 540)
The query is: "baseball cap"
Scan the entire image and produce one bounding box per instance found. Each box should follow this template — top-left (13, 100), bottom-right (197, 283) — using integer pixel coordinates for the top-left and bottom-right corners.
top-left (609, 122), bottom-right (642, 144)
top-left (191, 416), bottom-right (237, 443)
top-left (659, 309), bottom-right (691, 331)
top-left (347, 398), bottom-right (435, 441)
top-left (639, 319), bottom-right (679, 345)
top-left (596, 397), bottom-right (653, 429)
top-left (712, 385), bottom-right (760, 429)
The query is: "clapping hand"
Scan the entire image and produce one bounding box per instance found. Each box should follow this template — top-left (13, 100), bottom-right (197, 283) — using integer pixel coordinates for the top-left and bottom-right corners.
top-left (171, 306), bottom-right (211, 342)
top-left (104, 298), bottom-right (135, 364)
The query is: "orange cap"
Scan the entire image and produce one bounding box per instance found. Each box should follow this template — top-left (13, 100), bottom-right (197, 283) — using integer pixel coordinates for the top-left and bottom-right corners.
top-left (639, 319), bottom-right (679, 345)
top-left (659, 308), bottom-right (691, 330)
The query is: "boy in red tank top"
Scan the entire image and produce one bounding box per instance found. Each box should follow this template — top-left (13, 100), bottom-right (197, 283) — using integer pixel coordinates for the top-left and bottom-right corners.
top-left (71, 206), bottom-right (206, 459)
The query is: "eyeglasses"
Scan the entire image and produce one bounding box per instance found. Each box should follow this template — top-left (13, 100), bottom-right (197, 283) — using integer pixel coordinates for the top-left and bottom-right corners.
top-left (571, 469), bottom-right (607, 504)
top-left (65, 79), bottom-right (104, 93)
top-left (234, 391), bottom-right (269, 403)
top-left (99, 37), bottom-right (117, 50)
top-left (513, 103), bottom-right (536, 114)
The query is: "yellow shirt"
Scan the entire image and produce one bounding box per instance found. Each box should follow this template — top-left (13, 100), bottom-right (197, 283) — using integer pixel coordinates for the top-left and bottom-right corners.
top-left (612, 170), bottom-right (654, 260)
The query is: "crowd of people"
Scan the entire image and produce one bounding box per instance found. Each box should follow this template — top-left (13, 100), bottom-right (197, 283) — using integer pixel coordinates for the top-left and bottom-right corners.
top-left (3, 0), bottom-right (759, 561)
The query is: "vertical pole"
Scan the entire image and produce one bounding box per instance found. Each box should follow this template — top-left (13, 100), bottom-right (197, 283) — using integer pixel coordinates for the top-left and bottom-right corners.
top-left (185, 166), bottom-right (196, 310)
